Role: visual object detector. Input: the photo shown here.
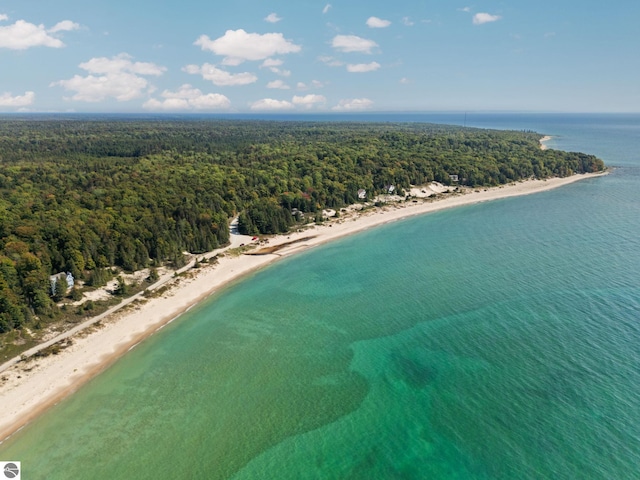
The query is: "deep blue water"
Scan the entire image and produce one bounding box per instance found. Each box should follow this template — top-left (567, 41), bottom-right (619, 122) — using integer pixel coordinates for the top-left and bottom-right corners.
top-left (1, 114), bottom-right (639, 479)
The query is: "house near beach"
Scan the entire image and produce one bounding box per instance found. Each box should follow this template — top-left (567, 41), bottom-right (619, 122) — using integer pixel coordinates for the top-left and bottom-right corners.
top-left (357, 189), bottom-right (367, 199)
top-left (50, 272), bottom-right (75, 295)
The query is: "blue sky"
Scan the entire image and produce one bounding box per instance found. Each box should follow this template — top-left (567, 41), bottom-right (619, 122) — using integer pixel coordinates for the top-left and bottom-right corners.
top-left (0, 0), bottom-right (638, 113)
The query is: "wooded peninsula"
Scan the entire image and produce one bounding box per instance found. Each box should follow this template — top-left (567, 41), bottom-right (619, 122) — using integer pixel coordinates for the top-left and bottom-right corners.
top-left (0, 118), bottom-right (604, 341)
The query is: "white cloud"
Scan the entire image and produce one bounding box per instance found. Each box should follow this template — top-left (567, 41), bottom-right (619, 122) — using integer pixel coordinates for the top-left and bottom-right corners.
top-left (194, 29), bottom-right (301, 65)
top-left (144, 97), bottom-right (189, 110)
top-left (0, 91), bottom-right (35, 107)
top-left (267, 80), bottom-right (290, 89)
top-left (54, 74), bottom-right (148, 102)
top-left (332, 34), bottom-right (378, 54)
top-left (52, 53), bottom-right (165, 102)
top-left (259, 58), bottom-right (290, 76)
top-left (292, 94), bottom-right (326, 108)
top-left (0, 14), bottom-right (9, 22)
top-left (0, 18), bottom-right (79, 50)
top-left (264, 13), bottom-right (282, 23)
top-left (318, 55), bottom-right (344, 67)
top-left (250, 98), bottom-right (294, 111)
top-left (49, 20), bottom-right (80, 33)
top-left (297, 80), bottom-right (326, 90)
top-left (259, 58), bottom-right (288, 75)
top-left (323, 4), bottom-right (332, 14)
top-left (261, 58), bottom-right (283, 68)
top-left (473, 13), bottom-right (502, 25)
top-left (143, 84), bottom-right (230, 111)
top-left (366, 17), bottom-right (391, 28)
top-left (400, 77), bottom-right (411, 84)
top-left (346, 62), bottom-right (381, 73)
top-left (402, 17), bottom-right (415, 26)
top-left (80, 55), bottom-right (165, 76)
top-left (183, 63), bottom-right (257, 86)
top-left (332, 98), bottom-right (374, 111)
top-left (458, 7), bottom-right (472, 12)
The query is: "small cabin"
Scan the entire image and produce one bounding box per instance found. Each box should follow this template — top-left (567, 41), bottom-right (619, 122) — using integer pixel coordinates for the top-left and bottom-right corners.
top-left (449, 175), bottom-right (459, 182)
top-left (357, 189), bottom-right (367, 199)
top-left (384, 184), bottom-right (395, 194)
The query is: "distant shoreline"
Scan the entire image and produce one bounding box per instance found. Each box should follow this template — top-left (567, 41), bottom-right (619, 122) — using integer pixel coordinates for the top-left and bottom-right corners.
top-left (0, 171), bottom-right (607, 444)
top-left (540, 135), bottom-right (553, 150)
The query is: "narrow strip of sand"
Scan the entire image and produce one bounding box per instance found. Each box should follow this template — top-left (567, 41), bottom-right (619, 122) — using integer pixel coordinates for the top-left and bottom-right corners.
top-left (540, 135), bottom-right (552, 150)
top-left (0, 172), bottom-right (606, 443)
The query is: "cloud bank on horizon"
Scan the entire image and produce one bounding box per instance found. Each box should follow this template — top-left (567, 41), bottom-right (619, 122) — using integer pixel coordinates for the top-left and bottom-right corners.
top-left (0, 1), bottom-right (637, 113)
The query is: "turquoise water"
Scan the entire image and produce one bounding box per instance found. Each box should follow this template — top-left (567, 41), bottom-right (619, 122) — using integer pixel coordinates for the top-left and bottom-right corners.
top-left (1, 115), bottom-right (639, 479)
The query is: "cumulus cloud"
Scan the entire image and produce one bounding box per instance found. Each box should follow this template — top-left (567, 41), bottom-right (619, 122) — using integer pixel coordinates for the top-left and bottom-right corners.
top-left (264, 13), bottom-right (282, 23)
top-left (332, 34), bottom-right (378, 54)
top-left (143, 84), bottom-right (230, 111)
top-left (323, 4), bottom-right (332, 14)
top-left (0, 18), bottom-right (79, 50)
top-left (194, 29), bottom-right (301, 65)
top-left (250, 98), bottom-right (294, 111)
top-left (267, 80), bottom-right (290, 89)
top-left (259, 58), bottom-right (290, 76)
top-left (183, 63), bottom-right (257, 86)
top-left (49, 20), bottom-right (80, 33)
top-left (332, 98), bottom-right (374, 111)
top-left (297, 80), bottom-right (326, 90)
top-left (261, 58), bottom-right (283, 68)
top-left (52, 53), bottom-right (165, 102)
top-left (80, 55), bottom-right (165, 76)
top-left (346, 62), bottom-right (381, 73)
top-left (0, 14), bottom-right (9, 22)
top-left (366, 17), bottom-right (391, 28)
top-left (0, 91), bottom-right (35, 107)
top-left (473, 13), bottom-right (502, 25)
top-left (292, 94), bottom-right (326, 108)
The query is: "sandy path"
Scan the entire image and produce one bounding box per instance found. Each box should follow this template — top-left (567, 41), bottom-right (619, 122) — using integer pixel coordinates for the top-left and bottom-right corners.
top-left (0, 172), bottom-right (607, 443)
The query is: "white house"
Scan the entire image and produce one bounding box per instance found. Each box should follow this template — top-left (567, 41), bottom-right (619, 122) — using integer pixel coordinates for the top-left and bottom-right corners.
top-left (357, 189), bottom-right (367, 199)
top-left (50, 272), bottom-right (75, 295)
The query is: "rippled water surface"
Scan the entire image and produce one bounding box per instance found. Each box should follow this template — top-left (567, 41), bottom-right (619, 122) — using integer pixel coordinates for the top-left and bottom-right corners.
top-left (1, 114), bottom-right (639, 479)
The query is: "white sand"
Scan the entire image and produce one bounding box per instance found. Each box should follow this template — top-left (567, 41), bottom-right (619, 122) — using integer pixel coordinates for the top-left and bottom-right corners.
top-left (0, 172), bottom-right (607, 442)
top-left (540, 135), bottom-right (552, 150)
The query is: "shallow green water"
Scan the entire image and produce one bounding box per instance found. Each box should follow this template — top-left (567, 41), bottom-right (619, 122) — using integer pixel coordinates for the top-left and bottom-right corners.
top-left (1, 115), bottom-right (639, 479)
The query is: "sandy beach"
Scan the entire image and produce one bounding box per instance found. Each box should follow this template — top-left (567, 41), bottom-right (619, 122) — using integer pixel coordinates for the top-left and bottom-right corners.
top-left (540, 135), bottom-right (552, 150)
top-left (0, 172), bottom-right (606, 443)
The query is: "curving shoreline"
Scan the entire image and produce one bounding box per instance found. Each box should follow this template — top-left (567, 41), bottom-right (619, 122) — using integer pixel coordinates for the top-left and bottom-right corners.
top-left (540, 135), bottom-right (553, 150)
top-left (0, 172), bottom-right (607, 444)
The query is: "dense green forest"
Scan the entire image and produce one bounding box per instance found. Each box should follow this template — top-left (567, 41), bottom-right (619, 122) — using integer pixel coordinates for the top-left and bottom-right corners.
top-left (0, 118), bottom-right (604, 335)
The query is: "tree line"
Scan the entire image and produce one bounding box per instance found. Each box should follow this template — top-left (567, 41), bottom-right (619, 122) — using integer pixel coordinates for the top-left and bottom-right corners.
top-left (0, 118), bottom-right (605, 334)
